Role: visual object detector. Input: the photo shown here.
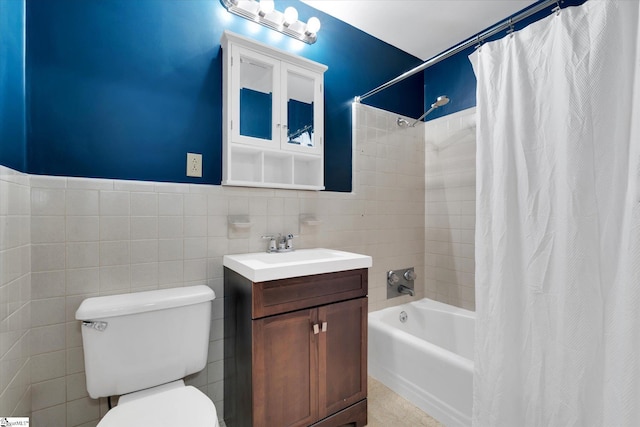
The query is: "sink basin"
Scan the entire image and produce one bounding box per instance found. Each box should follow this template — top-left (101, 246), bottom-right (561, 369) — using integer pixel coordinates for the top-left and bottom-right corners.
top-left (223, 248), bottom-right (373, 282)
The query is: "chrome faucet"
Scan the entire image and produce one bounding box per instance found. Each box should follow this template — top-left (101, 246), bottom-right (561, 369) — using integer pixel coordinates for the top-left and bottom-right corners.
top-left (262, 233), bottom-right (295, 253)
top-left (397, 284), bottom-right (415, 297)
top-left (387, 267), bottom-right (416, 299)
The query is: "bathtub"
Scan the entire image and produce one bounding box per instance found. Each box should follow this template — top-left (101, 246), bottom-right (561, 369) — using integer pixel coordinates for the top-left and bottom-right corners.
top-left (368, 298), bottom-right (474, 427)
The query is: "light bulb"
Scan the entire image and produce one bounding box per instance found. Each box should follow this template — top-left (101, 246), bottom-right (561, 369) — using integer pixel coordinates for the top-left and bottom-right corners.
top-left (283, 7), bottom-right (298, 25)
top-left (259, 0), bottom-right (275, 16)
top-left (306, 17), bottom-right (321, 34)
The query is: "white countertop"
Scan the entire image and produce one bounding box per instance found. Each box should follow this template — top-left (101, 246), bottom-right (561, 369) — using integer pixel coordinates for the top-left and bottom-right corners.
top-left (223, 248), bottom-right (373, 282)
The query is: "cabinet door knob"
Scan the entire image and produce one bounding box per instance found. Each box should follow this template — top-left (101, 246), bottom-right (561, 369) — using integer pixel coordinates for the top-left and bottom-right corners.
top-left (321, 322), bottom-right (328, 332)
top-left (313, 324), bottom-right (320, 335)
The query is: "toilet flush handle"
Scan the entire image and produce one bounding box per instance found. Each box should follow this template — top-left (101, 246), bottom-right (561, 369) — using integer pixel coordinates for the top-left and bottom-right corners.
top-left (82, 321), bottom-right (108, 331)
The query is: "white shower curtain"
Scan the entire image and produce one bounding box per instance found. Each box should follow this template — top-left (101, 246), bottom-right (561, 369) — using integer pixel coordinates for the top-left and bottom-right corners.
top-left (470, 1), bottom-right (640, 426)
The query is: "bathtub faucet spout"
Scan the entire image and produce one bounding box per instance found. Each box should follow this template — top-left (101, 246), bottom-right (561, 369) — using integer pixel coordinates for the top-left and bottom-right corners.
top-left (397, 284), bottom-right (414, 296)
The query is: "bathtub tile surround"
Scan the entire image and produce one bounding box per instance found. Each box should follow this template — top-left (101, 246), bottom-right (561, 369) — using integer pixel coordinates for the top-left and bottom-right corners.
top-left (0, 102), bottom-right (426, 425)
top-left (354, 103), bottom-right (426, 312)
top-left (424, 108), bottom-right (476, 310)
top-left (0, 165), bottom-right (31, 417)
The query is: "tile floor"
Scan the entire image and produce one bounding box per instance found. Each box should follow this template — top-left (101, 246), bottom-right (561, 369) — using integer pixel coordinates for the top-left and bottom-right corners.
top-left (219, 376), bottom-right (441, 427)
top-left (366, 377), bottom-right (443, 427)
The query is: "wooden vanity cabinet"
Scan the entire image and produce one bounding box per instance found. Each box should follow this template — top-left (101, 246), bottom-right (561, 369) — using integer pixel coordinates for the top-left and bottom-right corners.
top-left (224, 268), bottom-right (368, 427)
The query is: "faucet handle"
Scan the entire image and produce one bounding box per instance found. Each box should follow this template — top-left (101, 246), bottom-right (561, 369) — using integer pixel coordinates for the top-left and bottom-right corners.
top-left (261, 235), bottom-right (278, 252)
top-left (387, 271), bottom-right (400, 286)
top-left (285, 233), bottom-right (296, 250)
top-left (404, 269), bottom-right (417, 281)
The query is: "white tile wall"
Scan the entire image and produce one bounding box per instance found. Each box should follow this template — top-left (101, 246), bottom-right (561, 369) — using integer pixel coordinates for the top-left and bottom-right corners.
top-left (0, 165), bottom-right (31, 418)
top-left (353, 103), bottom-right (426, 312)
top-left (0, 102), bottom-right (428, 426)
top-left (424, 107), bottom-right (477, 310)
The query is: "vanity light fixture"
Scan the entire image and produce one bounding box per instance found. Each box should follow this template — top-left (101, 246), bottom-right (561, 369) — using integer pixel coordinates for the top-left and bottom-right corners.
top-left (283, 6), bottom-right (298, 27)
top-left (220, 0), bottom-right (321, 44)
top-left (258, 0), bottom-right (274, 17)
top-left (305, 17), bottom-right (321, 36)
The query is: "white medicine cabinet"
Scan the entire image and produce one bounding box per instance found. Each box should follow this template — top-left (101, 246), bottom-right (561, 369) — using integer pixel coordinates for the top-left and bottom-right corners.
top-left (221, 31), bottom-right (328, 190)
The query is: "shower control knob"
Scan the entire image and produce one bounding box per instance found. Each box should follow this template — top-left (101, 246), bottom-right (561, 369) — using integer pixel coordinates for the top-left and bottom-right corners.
top-left (387, 271), bottom-right (400, 286)
top-left (404, 270), bottom-right (417, 281)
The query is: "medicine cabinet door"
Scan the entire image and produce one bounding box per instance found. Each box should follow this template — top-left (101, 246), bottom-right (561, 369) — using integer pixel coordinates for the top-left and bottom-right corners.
top-left (232, 46), bottom-right (280, 149)
top-left (282, 63), bottom-right (323, 155)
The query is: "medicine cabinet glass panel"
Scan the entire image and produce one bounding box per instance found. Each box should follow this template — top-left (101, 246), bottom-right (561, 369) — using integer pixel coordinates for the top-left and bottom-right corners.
top-left (287, 71), bottom-right (315, 148)
top-left (239, 55), bottom-right (274, 141)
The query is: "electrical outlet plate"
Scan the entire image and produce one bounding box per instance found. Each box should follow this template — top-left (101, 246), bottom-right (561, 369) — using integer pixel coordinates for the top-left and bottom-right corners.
top-left (187, 153), bottom-right (202, 177)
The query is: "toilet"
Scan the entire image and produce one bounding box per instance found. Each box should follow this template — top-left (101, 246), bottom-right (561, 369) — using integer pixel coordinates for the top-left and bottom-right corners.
top-left (75, 285), bottom-right (219, 426)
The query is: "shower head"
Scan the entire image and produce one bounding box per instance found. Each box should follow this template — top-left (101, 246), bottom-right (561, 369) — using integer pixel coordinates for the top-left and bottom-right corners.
top-left (431, 95), bottom-right (450, 108)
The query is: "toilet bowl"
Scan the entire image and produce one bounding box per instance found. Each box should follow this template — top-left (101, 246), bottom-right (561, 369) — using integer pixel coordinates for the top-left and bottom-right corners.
top-left (76, 286), bottom-right (219, 426)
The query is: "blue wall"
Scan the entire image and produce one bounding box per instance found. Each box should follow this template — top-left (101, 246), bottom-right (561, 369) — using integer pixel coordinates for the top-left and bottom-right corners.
top-left (0, 0), bottom-right (598, 187)
top-left (24, 0), bottom-right (424, 192)
top-left (0, 0), bottom-right (27, 172)
top-left (423, 0), bottom-right (589, 122)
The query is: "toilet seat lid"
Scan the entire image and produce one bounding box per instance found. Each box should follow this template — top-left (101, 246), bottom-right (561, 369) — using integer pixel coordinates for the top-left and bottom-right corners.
top-left (98, 384), bottom-right (219, 427)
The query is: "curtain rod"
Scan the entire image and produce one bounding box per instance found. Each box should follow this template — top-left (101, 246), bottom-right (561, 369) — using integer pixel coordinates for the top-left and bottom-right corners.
top-left (354, 0), bottom-right (561, 103)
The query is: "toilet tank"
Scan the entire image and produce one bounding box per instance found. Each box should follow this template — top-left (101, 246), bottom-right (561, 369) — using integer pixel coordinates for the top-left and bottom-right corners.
top-left (76, 285), bottom-right (215, 399)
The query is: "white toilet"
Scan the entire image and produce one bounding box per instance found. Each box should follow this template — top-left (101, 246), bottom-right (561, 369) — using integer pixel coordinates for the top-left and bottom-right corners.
top-left (75, 285), bottom-right (219, 426)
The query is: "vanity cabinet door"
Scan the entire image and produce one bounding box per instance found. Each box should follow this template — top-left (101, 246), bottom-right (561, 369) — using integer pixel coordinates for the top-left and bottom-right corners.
top-left (317, 298), bottom-right (368, 420)
top-left (252, 308), bottom-right (318, 427)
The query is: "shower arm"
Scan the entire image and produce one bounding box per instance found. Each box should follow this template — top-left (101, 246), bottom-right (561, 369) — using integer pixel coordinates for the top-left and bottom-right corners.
top-left (404, 95), bottom-right (450, 127)
top-left (410, 106), bottom-right (437, 127)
